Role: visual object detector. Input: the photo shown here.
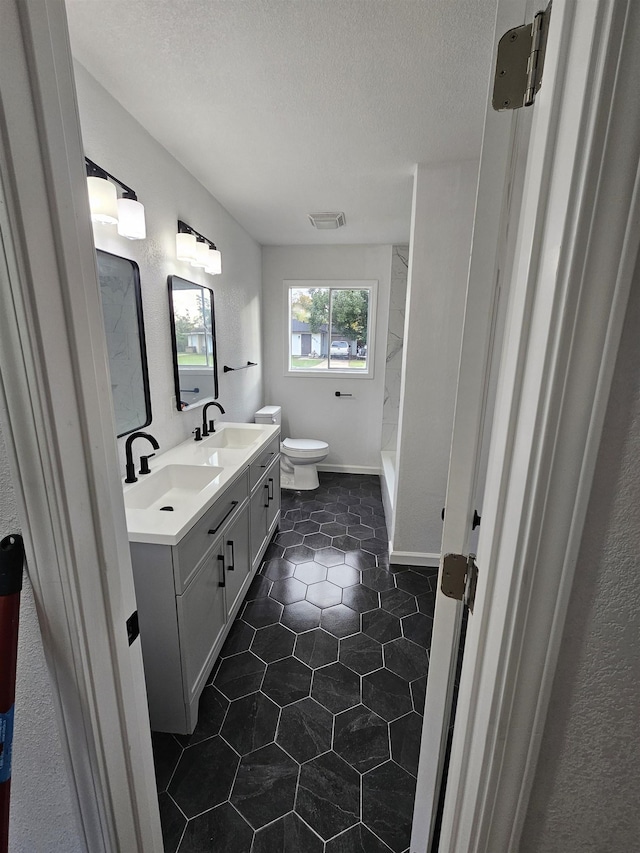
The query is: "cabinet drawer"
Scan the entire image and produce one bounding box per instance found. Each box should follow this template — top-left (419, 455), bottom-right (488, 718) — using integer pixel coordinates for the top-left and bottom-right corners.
top-left (173, 470), bottom-right (249, 593)
top-left (249, 435), bottom-right (281, 490)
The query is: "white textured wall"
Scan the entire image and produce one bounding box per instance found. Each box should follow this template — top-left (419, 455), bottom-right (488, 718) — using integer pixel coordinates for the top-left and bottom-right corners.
top-left (0, 426), bottom-right (82, 853)
top-left (392, 162), bottom-right (478, 560)
top-left (520, 267), bottom-right (640, 851)
top-left (262, 245), bottom-right (392, 470)
top-left (381, 245), bottom-right (409, 451)
top-left (73, 63), bottom-right (263, 471)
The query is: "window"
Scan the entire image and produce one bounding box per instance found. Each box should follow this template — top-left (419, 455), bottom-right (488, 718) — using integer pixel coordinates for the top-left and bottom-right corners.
top-left (285, 280), bottom-right (377, 377)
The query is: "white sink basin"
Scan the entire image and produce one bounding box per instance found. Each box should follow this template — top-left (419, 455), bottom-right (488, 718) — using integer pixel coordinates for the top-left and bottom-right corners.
top-left (203, 427), bottom-right (263, 449)
top-left (124, 465), bottom-right (224, 511)
top-left (193, 447), bottom-right (246, 467)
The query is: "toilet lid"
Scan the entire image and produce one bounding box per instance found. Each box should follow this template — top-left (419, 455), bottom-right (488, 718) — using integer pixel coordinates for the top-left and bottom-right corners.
top-left (282, 438), bottom-right (328, 451)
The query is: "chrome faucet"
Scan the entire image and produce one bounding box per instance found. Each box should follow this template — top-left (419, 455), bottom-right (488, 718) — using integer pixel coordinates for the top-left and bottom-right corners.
top-left (202, 401), bottom-right (225, 436)
top-left (124, 431), bottom-right (160, 483)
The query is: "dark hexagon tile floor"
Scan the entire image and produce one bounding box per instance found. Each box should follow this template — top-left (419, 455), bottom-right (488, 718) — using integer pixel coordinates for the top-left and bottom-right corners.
top-left (152, 472), bottom-right (438, 853)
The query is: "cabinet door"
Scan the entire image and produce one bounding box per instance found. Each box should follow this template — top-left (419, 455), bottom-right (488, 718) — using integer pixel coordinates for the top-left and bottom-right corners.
top-left (177, 547), bottom-right (226, 702)
top-left (266, 458), bottom-right (281, 534)
top-left (222, 505), bottom-right (250, 619)
top-left (250, 479), bottom-right (270, 569)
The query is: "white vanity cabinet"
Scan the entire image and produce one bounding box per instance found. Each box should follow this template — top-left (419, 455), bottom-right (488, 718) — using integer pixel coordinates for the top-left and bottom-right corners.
top-left (130, 470), bottom-right (253, 734)
top-left (249, 434), bottom-right (281, 571)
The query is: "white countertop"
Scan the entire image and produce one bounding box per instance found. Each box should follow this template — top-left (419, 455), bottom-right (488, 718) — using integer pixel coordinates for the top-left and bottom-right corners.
top-left (124, 422), bottom-right (280, 546)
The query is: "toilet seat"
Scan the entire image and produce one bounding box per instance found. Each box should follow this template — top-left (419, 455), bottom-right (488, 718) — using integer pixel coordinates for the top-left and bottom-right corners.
top-left (281, 438), bottom-right (329, 460)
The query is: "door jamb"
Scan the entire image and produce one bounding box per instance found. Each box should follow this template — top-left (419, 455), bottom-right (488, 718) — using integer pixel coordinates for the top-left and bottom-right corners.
top-left (439, 2), bottom-right (640, 850)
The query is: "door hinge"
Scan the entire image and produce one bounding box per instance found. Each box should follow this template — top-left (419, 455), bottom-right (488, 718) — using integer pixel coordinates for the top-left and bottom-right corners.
top-left (441, 553), bottom-right (479, 613)
top-left (493, 2), bottom-right (552, 111)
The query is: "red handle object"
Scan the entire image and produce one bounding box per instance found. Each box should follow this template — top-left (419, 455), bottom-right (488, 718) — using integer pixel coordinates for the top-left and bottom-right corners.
top-left (0, 534), bottom-right (24, 853)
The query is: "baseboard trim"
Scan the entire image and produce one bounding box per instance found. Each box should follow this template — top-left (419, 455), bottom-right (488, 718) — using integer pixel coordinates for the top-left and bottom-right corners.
top-left (389, 547), bottom-right (440, 568)
top-left (317, 464), bottom-right (382, 476)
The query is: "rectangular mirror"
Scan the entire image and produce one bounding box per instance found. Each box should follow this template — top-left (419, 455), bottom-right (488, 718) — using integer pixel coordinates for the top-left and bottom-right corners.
top-left (97, 250), bottom-right (152, 437)
top-left (168, 276), bottom-right (219, 411)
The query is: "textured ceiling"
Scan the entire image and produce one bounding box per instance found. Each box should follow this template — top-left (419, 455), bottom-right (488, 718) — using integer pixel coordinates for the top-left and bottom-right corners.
top-left (65, 0), bottom-right (497, 245)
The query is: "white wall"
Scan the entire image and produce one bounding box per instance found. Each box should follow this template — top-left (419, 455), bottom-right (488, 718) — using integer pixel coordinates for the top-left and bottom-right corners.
top-left (0, 427), bottom-right (82, 853)
top-left (262, 245), bottom-right (393, 471)
top-left (392, 161), bottom-right (478, 563)
top-left (520, 266), bottom-right (640, 851)
top-left (73, 63), bottom-right (263, 470)
top-left (382, 245), bottom-right (409, 451)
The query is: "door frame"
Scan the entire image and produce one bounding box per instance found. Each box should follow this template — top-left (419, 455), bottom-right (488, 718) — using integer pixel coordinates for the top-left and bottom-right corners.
top-left (0, 1), bottom-right (161, 849)
top-left (436, 1), bottom-right (640, 851)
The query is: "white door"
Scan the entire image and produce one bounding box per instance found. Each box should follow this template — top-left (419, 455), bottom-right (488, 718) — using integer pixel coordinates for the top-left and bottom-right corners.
top-left (412, 1), bottom-right (640, 851)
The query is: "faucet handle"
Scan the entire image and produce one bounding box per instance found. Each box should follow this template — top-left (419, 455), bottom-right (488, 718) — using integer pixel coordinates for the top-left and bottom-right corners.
top-left (139, 454), bottom-right (155, 475)
top-left (193, 427), bottom-right (202, 442)
top-left (209, 419), bottom-right (216, 433)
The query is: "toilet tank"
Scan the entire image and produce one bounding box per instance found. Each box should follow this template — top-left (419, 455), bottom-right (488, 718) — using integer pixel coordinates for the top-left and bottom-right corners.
top-left (255, 405), bottom-right (281, 425)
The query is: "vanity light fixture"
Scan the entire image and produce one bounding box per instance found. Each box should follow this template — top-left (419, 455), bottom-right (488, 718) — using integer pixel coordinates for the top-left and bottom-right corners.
top-left (85, 157), bottom-right (146, 240)
top-left (176, 220), bottom-right (222, 275)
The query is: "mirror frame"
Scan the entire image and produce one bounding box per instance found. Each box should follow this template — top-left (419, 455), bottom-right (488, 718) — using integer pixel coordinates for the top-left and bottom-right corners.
top-left (168, 275), bottom-right (219, 411)
top-left (96, 249), bottom-right (152, 438)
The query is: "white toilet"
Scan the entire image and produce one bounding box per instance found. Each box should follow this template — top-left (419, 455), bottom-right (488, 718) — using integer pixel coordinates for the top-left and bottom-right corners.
top-left (255, 406), bottom-right (329, 490)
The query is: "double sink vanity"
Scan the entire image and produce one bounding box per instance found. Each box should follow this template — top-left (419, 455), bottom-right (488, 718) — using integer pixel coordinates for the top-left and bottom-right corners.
top-left (124, 422), bottom-right (281, 734)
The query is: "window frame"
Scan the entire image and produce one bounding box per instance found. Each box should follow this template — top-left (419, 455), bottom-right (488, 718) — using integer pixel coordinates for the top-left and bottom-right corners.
top-left (284, 279), bottom-right (378, 378)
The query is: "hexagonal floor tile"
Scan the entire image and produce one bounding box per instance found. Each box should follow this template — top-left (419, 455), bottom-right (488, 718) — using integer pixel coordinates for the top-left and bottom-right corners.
top-left (332, 535), bottom-right (361, 553)
top-left (361, 538), bottom-right (389, 557)
top-left (294, 628), bottom-right (339, 669)
top-left (324, 501), bottom-right (350, 515)
top-left (231, 742), bottom-right (298, 830)
top-left (345, 550), bottom-right (377, 570)
top-left (304, 532), bottom-right (333, 550)
top-left (311, 662), bottom-right (360, 713)
top-left (251, 622), bottom-right (297, 663)
top-left (390, 711), bottom-right (423, 776)
top-left (177, 802), bottom-right (253, 853)
top-left (416, 589), bottom-right (436, 616)
top-left (335, 512), bottom-right (362, 528)
top-left (327, 565), bottom-right (360, 588)
top-left (221, 691), bottom-right (279, 755)
top-left (315, 547), bottom-right (346, 567)
top-left (245, 573), bottom-right (272, 601)
top-left (158, 791), bottom-right (186, 853)
top-left (253, 811), bottom-right (323, 853)
top-left (281, 600), bottom-right (322, 632)
top-left (395, 570), bottom-right (433, 596)
top-left (362, 609), bottom-right (401, 643)
top-left (293, 519), bottom-right (321, 535)
top-left (214, 651), bottom-right (266, 700)
top-left (310, 510), bottom-right (336, 524)
top-left (263, 557), bottom-right (296, 581)
top-left (379, 587), bottom-right (418, 618)
top-left (296, 751), bottom-right (360, 840)
top-left (362, 668), bottom-right (412, 722)
top-left (342, 584), bottom-right (379, 614)
top-left (347, 524), bottom-right (376, 540)
top-left (339, 634), bottom-right (383, 676)
top-left (168, 735), bottom-right (238, 818)
top-left (242, 596), bottom-right (283, 628)
top-left (269, 577), bottom-right (307, 605)
top-left (275, 530), bottom-right (304, 547)
top-left (276, 697), bottom-right (333, 763)
top-left (262, 656), bottom-right (313, 706)
top-left (384, 637), bottom-right (429, 681)
top-left (220, 619), bottom-right (255, 657)
top-left (306, 580), bottom-right (343, 608)
top-left (411, 676), bottom-right (427, 715)
top-left (333, 704), bottom-right (390, 773)
top-left (321, 604), bottom-right (361, 638)
top-left (360, 568), bottom-right (396, 593)
top-left (294, 561), bottom-right (328, 584)
top-left (402, 611), bottom-right (434, 648)
top-left (151, 732), bottom-right (182, 792)
top-left (320, 521), bottom-right (347, 538)
top-left (362, 760), bottom-right (416, 852)
top-left (325, 823), bottom-right (390, 853)
top-left (283, 544), bottom-right (315, 564)
top-left (175, 685), bottom-right (228, 748)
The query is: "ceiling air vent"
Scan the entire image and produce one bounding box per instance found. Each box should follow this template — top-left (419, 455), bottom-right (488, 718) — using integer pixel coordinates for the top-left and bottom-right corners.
top-left (308, 212), bottom-right (346, 230)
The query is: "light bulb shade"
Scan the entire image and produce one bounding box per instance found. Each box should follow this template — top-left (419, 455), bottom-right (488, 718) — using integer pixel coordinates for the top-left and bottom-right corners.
top-left (205, 247), bottom-right (222, 275)
top-left (117, 197), bottom-right (146, 240)
top-left (87, 176), bottom-right (118, 225)
top-left (191, 239), bottom-right (210, 268)
top-left (176, 231), bottom-right (197, 262)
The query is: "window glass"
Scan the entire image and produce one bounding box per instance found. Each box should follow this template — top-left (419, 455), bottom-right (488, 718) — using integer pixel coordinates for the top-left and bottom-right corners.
top-left (287, 283), bottom-right (374, 375)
